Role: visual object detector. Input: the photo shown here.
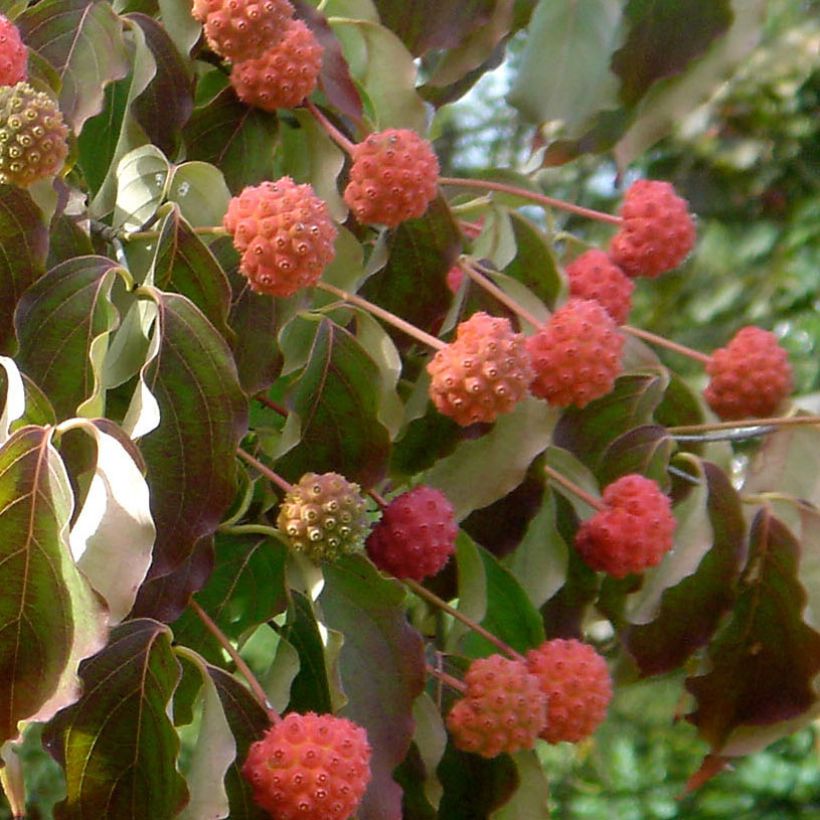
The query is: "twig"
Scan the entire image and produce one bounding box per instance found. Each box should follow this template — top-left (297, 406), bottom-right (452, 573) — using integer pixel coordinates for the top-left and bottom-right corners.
top-left (426, 663), bottom-right (467, 694)
top-left (461, 258), bottom-right (545, 329)
top-left (622, 325), bottom-right (712, 365)
top-left (237, 447), bottom-right (294, 494)
top-left (669, 415), bottom-right (820, 435)
top-left (544, 464), bottom-right (606, 512)
top-left (306, 99), bottom-right (356, 155)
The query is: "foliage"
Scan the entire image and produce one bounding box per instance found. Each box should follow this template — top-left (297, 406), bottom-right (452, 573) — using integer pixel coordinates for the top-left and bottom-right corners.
top-left (0, 1), bottom-right (816, 818)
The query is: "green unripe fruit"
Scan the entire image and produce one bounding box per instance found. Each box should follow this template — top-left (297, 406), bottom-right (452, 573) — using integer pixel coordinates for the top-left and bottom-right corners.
top-left (277, 472), bottom-right (370, 562)
top-left (0, 82), bottom-right (69, 187)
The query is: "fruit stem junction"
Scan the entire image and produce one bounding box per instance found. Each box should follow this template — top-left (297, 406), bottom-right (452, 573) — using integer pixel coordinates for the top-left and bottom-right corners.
top-left (238, 447), bottom-right (294, 494)
top-left (544, 464), bottom-right (606, 512)
top-left (425, 663), bottom-right (468, 694)
top-left (306, 99), bottom-right (356, 155)
top-left (460, 258), bottom-right (545, 330)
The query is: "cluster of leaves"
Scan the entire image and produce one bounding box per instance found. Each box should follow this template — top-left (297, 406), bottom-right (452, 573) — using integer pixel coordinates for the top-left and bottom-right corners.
top-left (0, 1), bottom-right (819, 818)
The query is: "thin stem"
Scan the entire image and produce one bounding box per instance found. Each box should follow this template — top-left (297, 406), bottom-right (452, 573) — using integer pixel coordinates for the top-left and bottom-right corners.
top-left (669, 415), bottom-right (820, 435)
top-left (623, 325), bottom-right (712, 365)
top-left (544, 464), bottom-right (606, 512)
top-left (317, 281), bottom-right (446, 350)
top-left (306, 99), bottom-right (356, 155)
top-left (404, 578), bottom-right (526, 663)
top-left (439, 176), bottom-right (623, 226)
top-left (369, 489), bottom-right (389, 509)
top-left (426, 663), bottom-right (467, 694)
top-left (255, 393), bottom-right (289, 417)
top-left (189, 599), bottom-right (280, 724)
top-left (122, 226), bottom-right (228, 243)
top-left (237, 447), bottom-right (294, 494)
top-left (461, 258), bottom-right (545, 329)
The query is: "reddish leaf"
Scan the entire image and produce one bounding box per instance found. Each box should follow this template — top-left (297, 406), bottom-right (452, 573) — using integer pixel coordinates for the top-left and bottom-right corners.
top-left (597, 424), bottom-right (674, 489)
top-left (686, 509), bottom-right (820, 750)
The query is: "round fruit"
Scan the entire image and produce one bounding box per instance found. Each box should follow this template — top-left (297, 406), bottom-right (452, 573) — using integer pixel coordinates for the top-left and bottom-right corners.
top-left (427, 311), bottom-right (534, 426)
top-left (242, 711), bottom-right (372, 820)
top-left (703, 326), bottom-right (792, 420)
top-left (223, 177), bottom-right (337, 296)
top-left (343, 128), bottom-right (439, 227)
top-left (574, 473), bottom-right (676, 578)
top-left (0, 15), bottom-right (27, 87)
top-left (366, 485), bottom-right (457, 581)
top-left (566, 249), bottom-right (634, 325)
top-left (276, 472), bottom-right (370, 562)
top-left (526, 639), bottom-right (612, 744)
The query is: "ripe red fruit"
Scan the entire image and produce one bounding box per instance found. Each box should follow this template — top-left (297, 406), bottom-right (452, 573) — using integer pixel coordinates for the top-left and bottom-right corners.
top-left (343, 128), bottom-right (439, 227)
top-left (609, 179), bottom-right (696, 278)
top-left (230, 19), bottom-right (323, 111)
top-left (242, 711), bottom-right (372, 820)
top-left (192, 0), bottom-right (294, 62)
top-left (526, 298), bottom-right (624, 408)
top-left (223, 177), bottom-right (337, 296)
top-left (574, 474), bottom-right (676, 578)
top-left (366, 485), bottom-right (457, 581)
top-left (446, 655), bottom-right (547, 758)
top-left (427, 311), bottom-right (534, 426)
top-left (0, 15), bottom-right (27, 87)
top-left (703, 326), bottom-right (793, 420)
top-left (566, 249), bottom-right (634, 324)
top-left (526, 639), bottom-right (612, 744)
top-left (445, 264), bottom-right (464, 294)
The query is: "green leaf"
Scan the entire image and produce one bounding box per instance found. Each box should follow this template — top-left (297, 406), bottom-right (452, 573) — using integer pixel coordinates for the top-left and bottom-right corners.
top-left (207, 664), bottom-right (268, 820)
top-left (330, 18), bottom-right (427, 130)
top-left (15, 256), bottom-right (124, 420)
top-left (503, 211), bottom-right (562, 309)
top-left (275, 315), bottom-right (391, 488)
top-left (686, 508), bottom-right (820, 753)
top-left (45, 619), bottom-right (188, 818)
top-left (128, 289), bottom-right (248, 621)
top-left (597, 424), bottom-right (675, 489)
top-left (321, 555), bottom-right (426, 820)
top-left (455, 536), bottom-right (545, 656)
top-left (17, 0), bottom-right (129, 133)
top-left (421, 397), bottom-right (557, 520)
top-left (0, 427), bottom-right (108, 743)
top-left (360, 194), bottom-right (461, 344)
top-left (490, 750), bottom-right (550, 819)
top-left (175, 648), bottom-right (235, 820)
top-left (183, 88), bottom-right (278, 194)
top-left (151, 204), bottom-right (233, 342)
top-left (0, 356), bottom-right (25, 444)
top-left (113, 144), bottom-right (171, 230)
top-left (64, 418), bottom-right (155, 624)
top-left (0, 185), bottom-right (49, 355)
top-left (437, 742), bottom-right (517, 818)
top-left (623, 461), bottom-right (746, 676)
top-left (507, 0), bottom-right (622, 130)
top-left (167, 161), bottom-right (232, 228)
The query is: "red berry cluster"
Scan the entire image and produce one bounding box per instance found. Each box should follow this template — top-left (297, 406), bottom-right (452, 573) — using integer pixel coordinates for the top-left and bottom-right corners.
top-left (574, 474), bottom-right (676, 578)
top-left (242, 712), bottom-right (371, 820)
top-left (223, 177), bottom-right (337, 296)
top-left (566, 249), bottom-right (634, 325)
top-left (0, 15), bottom-right (27, 87)
top-left (446, 654), bottom-right (547, 758)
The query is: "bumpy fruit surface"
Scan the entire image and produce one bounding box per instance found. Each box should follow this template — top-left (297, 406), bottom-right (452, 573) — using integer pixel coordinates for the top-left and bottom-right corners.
top-left (609, 179), bottom-right (696, 278)
top-left (242, 711), bottom-right (372, 820)
top-left (446, 655), bottom-right (547, 758)
top-left (526, 639), bottom-right (612, 744)
top-left (230, 19), bottom-right (323, 111)
top-left (192, 0), bottom-right (293, 62)
top-left (0, 15), bottom-right (27, 87)
top-left (343, 128), bottom-right (439, 227)
top-left (566, 249), bottom-right (634, 324)
top-left (527, 298), bottom-right (624, 408)
top-left (574, 474), bottom-right (676, 578)
top-left (366, 485), bottom-right (457, 581)
top-left (277, 472), bottom-right (369, 562)
top-left (223, 177), bottom-right (337, 296)
top-left (704, 326), bottom-right (792, 420)
top-left (427, 312), bottom-right (533, 426)
top-left (0, 82), bottom-right (68, 187)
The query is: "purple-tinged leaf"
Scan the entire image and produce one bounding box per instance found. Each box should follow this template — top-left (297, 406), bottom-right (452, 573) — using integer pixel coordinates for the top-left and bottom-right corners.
top-left (597, 424), bottom-right (674, 489)
top-left (15, 256), bottom-right (123, 420)
top-left (623, 461), bottom-right (745, 676)
top-left (0, 186), bottom-right (49, 355)
top-left (45, 619), bottom-right (188, 818)
top-left (686, 509), bottom-right (820, 751)
top-left (17, 0), bottom-right (130, 133)
top-left (612, 0), bottom-right (733, 107)
top-left (321, 555), bottom-right (426, 820)
top-left (128, 13), bottom-right (194, 157)
top-left (183, 88), bottom-right (278, 194)
top-left (129, 290), bottom-right (248, 621)
top-left (372, 0), bottom-right (495, 56)
top-left (275, 315), bottom-right (391, 488)
top-left (0, 426), bottom-right (108, 744)
top-left (207, 664), bottom-right (269, 820)
top-left (46, 214), bottom-right (95, 270)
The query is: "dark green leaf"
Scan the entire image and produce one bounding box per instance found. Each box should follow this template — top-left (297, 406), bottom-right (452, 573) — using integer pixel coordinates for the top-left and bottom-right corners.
top-left (437, 743), bottom-right (517, 819)
top-left (321, 555), bottom-right (426, 820)
top-left (503, 211), bottom-right (562, 308)
top-left (597, 424), bottom-right (675, 489)
top-left (45, 619), bottom-right (188, 818)
top-left (686, 509), bottom-right (820, 751)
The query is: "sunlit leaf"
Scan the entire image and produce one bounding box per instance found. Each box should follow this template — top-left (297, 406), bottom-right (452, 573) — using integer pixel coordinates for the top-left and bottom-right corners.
top-left (0, 356), bottom-right (25, 445)
top-left (113, 144), bottom-right (171, 231)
